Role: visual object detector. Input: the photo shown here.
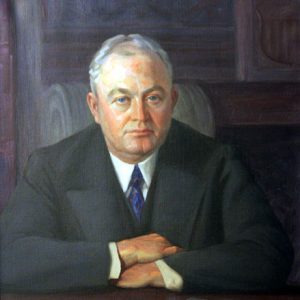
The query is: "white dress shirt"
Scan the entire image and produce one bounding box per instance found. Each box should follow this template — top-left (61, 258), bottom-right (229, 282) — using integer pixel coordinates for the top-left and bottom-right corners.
top-left (108, 151), bottom-right (183, 291)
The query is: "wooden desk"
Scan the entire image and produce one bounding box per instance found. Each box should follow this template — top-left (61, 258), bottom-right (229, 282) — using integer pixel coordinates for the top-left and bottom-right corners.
top-left (2, 287), bottom-right (300, 300)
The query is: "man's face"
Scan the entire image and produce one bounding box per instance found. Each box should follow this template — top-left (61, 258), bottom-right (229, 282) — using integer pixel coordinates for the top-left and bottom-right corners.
top-left (87, 48), bottom-right (177, 163)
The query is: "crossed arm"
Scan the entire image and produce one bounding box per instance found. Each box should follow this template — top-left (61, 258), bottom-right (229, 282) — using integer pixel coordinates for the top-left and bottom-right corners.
top-left (114, 233), bottom-right (182, 288)
top-left (1, 148), bottom-right (293, 292)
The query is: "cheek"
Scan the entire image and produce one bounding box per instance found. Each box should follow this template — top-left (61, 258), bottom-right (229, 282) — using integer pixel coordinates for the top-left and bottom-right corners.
top-left (99, 106), bottom-right (128, 130)
top-left (151, 105), bottom-right (173, 127)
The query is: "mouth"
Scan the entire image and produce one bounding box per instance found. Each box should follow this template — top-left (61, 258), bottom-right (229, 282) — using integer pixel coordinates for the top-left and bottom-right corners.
top-left (126, 129), bottom-right (154, 137)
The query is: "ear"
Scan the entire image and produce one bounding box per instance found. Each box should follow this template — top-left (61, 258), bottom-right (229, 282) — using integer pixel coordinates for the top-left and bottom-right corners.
top-left (170, 86), bottom-right (178, 110)
top-left (86, 92), bottom-right (101, 124)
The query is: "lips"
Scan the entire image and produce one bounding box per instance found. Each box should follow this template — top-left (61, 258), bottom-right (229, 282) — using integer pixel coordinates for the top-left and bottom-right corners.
top-left (126, 129), bottom-right (154, 136)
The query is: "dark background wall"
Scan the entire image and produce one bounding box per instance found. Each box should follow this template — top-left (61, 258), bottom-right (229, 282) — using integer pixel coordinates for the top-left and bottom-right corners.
top-left (0, 0), bottom-right (300, 284)
top-left (0, 0), bottom-right (15, 212)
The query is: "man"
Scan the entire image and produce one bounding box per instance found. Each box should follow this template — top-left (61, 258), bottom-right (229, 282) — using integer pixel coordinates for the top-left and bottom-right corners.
top-left (1, 34), bottom-right (293, 293)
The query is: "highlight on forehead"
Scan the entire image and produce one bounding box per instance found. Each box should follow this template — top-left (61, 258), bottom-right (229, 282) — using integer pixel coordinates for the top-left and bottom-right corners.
top-left (105, 49), bottom-right (167, 78)
top-left (96, 48), bottom-right (172, 93)
top-left (109, 44), bottom-right (163, 70)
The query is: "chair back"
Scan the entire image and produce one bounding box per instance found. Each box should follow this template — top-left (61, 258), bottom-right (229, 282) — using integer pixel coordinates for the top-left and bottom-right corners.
top-left (40, 83), bottom-right (215, 147)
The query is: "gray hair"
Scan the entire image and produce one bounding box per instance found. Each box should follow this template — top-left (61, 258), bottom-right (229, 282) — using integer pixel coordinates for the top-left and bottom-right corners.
top-left (89, 34), bottom-right (173, 95)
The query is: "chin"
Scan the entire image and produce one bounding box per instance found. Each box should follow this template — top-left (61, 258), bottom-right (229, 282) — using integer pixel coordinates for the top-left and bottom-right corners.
top-left (126, 140), bottom-right (157, 156)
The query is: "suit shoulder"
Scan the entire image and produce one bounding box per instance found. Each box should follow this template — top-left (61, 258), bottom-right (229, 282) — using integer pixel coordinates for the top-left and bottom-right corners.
top-left (170, 119), bottom-right (226, 154)
top-left (166, 120), bottom-right (243, 173)
top-left (25, 123), bottom-right (102, 173)
top-left (42, 123), bottom-right (99, 151)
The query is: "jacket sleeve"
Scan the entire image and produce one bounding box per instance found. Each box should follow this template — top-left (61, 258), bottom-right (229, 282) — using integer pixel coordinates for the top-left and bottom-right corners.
top-left (1, 151), bottom-right (111, 292)
top-left (163, 145), bottom-right (293, 292)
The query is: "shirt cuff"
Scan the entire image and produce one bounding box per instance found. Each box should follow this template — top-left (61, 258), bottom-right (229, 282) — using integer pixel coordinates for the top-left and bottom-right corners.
top-left (108, 242), bottom-right (121, 279)
top-left (155, 259), bottom-right (183, 292)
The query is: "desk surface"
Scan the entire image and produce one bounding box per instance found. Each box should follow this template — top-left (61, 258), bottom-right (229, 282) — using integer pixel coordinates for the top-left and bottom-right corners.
top-left (2, 287), bottom-right (300, 300)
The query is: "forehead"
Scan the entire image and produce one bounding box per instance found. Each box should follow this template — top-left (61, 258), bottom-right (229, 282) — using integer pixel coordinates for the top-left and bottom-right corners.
top-left (100, 45), bottom-right (169, 78)
top-left (96, 48), bottom-right (171, 93)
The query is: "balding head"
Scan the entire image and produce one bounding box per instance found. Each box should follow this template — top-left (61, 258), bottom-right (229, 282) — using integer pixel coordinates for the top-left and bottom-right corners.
top-left (89, 34), bottom-right (173, 95)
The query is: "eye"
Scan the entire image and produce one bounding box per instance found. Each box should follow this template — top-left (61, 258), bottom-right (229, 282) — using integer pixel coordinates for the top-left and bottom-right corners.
top-left (115, 96), bottom-right (129, 104)
top-left (146, 95), bottom-right (161, 103)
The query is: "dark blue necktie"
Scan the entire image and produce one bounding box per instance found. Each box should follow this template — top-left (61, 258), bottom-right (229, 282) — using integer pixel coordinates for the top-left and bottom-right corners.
top-left (127, 165), bottom-right (144, 221)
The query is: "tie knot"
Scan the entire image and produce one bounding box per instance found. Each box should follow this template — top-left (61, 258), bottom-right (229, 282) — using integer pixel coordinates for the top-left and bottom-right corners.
top-left (131, 165), bottom-right (144, 186)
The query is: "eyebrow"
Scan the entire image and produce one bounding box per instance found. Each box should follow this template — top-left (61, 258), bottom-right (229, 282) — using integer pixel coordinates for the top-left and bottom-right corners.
top-left (107, 85), bottom-right (166, 99)
top-left (107, 88), bottom-right (133, 99)
top-left (143, 85), bottom-right (166, 97)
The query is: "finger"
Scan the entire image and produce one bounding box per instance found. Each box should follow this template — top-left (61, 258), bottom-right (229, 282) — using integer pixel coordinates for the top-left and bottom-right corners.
top-left (146, 233), bottom-right (168, 242)
top-left (138, 234), bottom-right (166, 243)
top-left (135, 233), bottom-right (159, 241)
top-left (116, 281), bottom-right (136, 288)
top-left (115, 280), bottom-right (131, 288)
top-left (175, 246), bottom-right (184, 252)
top-left (148, 233), bottom-right (159, 237)
top-left (146, 233), bottom-right (162, 240)
top-left (154, 235), bottom-right (166, 241)
top-left (116, 278), bottom-right (148, 289)
top-left (162, 246), bottom-right (183, 256)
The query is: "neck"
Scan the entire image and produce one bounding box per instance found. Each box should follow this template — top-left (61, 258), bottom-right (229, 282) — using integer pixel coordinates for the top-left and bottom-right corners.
top-left (108, 149), bottom-right (154, 164)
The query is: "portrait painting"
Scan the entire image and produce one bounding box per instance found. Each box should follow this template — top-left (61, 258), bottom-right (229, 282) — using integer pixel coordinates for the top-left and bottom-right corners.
top-left (0, 0), bottom-right (299, 298)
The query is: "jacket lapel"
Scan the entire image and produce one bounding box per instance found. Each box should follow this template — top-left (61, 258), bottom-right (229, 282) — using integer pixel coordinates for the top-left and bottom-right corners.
top-left (64, 125), bottom-right (136, 241)
top-left (150, 159), bottom-right (207, 249)
top-left (149, 122), bottom-right (207, 249)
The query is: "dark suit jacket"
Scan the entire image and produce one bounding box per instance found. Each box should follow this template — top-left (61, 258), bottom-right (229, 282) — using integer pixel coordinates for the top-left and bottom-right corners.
top-left (1, 120), bottom-right (293, 292)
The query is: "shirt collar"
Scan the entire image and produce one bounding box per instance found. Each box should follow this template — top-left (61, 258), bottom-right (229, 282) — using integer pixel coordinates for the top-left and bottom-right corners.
top-left (109, 151), bottom-right (158, 192)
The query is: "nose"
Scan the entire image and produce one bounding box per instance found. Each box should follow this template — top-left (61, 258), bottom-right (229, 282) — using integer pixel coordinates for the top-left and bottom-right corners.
top-left (131, 99), bottom-right (148, 121)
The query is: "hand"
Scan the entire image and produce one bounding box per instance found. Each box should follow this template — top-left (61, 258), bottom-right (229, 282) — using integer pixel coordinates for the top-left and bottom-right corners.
top-left (115, 262), bottom-right (165, 289)
top-left (116, 233), bottom-right (182, 268)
